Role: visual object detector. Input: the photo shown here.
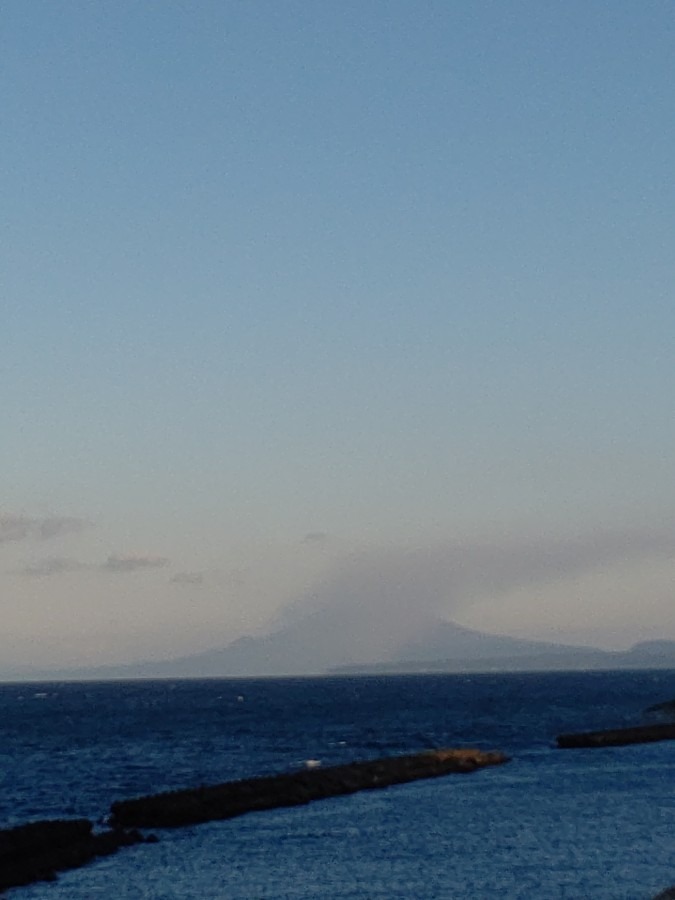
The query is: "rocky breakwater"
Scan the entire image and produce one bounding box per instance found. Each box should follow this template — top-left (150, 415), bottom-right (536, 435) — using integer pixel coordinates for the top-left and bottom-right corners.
top-left (0, 818), bottom-right (152, 893)
top-left (110, 747), bottom-right (509, 830)
top-left (557, 722), bottom-right (675, 749)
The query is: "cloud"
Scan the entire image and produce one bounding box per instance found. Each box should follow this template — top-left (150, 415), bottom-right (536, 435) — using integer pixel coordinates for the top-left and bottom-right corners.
top-left (37, 517), bottom-right (90, 541)
top-left (170, 571), bottom-right (205, 585)
top-left (19, 557), bottom-right (84, 577)
top-left (0, 515), bottom-right (32, 544)
top-left (228, 567), bottom-right (249, 586)
top-left (9, 551), bottom-right (172, 577)
top-left (102, 554), bottom-right (170, 573)
top-left (301, 531), bottom-right (330, 545)
top-left (274, 523), bottom-right (675, 662)
top-left (0, 514), bottom-right (91, 545)
top-left (439, 525), bottom-right (674, 599)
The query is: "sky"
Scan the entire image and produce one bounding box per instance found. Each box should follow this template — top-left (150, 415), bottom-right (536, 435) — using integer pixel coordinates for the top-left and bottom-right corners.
top-left (2, 1), bottom-right (675, 670)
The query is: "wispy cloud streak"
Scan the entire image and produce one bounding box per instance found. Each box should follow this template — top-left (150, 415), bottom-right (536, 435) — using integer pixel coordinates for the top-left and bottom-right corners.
top-left (15, 553), bottom-right (171, 577)
top-left (170, 571), bottom-right (205, 585)
top-left (37, 517), bottom-right (90, 540)
top-left (0, 514), bottom-right (90, 545)
top-left (20, 557), bottom-right (85, 577)
top-left (102, 555), bottom-right (170, 573)
top-left (0, 515), bottom-right (32, 544)
top-left (301, 531), bottom-right (329, 545)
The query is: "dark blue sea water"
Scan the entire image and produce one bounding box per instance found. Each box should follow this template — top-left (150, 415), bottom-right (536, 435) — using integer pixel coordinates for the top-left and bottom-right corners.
top-left (2, 671), bottom-right (675, 899)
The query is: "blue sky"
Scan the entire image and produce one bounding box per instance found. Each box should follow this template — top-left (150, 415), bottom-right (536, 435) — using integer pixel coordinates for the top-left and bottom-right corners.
top-left (2, 1), bottom-right (674, 668)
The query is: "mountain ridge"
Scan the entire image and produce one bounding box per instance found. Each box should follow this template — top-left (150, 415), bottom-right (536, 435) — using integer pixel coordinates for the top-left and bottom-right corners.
top-left (5, 619), bottom-right (675, 681)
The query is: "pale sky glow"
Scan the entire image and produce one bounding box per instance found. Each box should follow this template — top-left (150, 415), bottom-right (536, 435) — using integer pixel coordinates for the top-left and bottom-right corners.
top-left (3, 1), bottom-right (675, 670)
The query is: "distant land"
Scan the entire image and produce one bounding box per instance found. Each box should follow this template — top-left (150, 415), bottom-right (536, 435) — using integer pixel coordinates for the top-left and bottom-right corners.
top-left (5, 619), bottom-right (675, 682)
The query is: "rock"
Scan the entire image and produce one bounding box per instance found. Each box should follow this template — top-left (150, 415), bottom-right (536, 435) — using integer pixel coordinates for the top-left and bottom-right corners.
top-left (110, 747), bottom-right (510, 830)
top-left (557, 723), bottom-right (675, 749)
top-left (645, 699), bottom-right (675, 716)
top-left (0, 819), bottom-right (149, 893)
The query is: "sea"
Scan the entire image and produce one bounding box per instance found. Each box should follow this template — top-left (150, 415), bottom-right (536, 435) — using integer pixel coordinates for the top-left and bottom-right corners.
top-left (2, 670), bottom-right (675, 899)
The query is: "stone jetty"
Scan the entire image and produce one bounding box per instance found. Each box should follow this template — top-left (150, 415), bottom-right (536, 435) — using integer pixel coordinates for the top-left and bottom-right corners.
top-left (0, 749), bottom-right (507, 892)
top-left (557, 722), bottom-right (675, 749)
top-left (0, 818), bottom-right (151, 893)
top-left (110, 747), bottom-right (509, 829)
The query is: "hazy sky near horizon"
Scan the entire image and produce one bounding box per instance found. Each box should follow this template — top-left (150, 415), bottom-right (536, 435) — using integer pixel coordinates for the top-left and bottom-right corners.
top-left (3, 1), bottom-right (675, 669)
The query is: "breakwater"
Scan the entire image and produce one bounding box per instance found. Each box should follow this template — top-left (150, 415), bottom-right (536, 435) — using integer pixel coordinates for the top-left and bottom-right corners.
top-left (110, 748), bottom-right (509, 829)
top-left (0, 748), bottom-right (507, 892)
top-left (0, 818), bottom-right (151, 893)
top-left (557, 722), bottom-right (675, 749)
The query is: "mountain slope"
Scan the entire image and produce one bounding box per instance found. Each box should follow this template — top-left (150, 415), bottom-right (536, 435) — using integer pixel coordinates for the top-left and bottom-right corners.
top-left (8, 618), bottom-right (673, 681)
top-left (395, 620), bottom-right (592, 662)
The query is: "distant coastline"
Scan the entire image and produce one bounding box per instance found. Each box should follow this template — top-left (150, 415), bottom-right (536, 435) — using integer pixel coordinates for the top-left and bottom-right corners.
top-left (4, 620), bottom-right (675, 683)
top-left (329, 643), bottom-right (675, 676)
